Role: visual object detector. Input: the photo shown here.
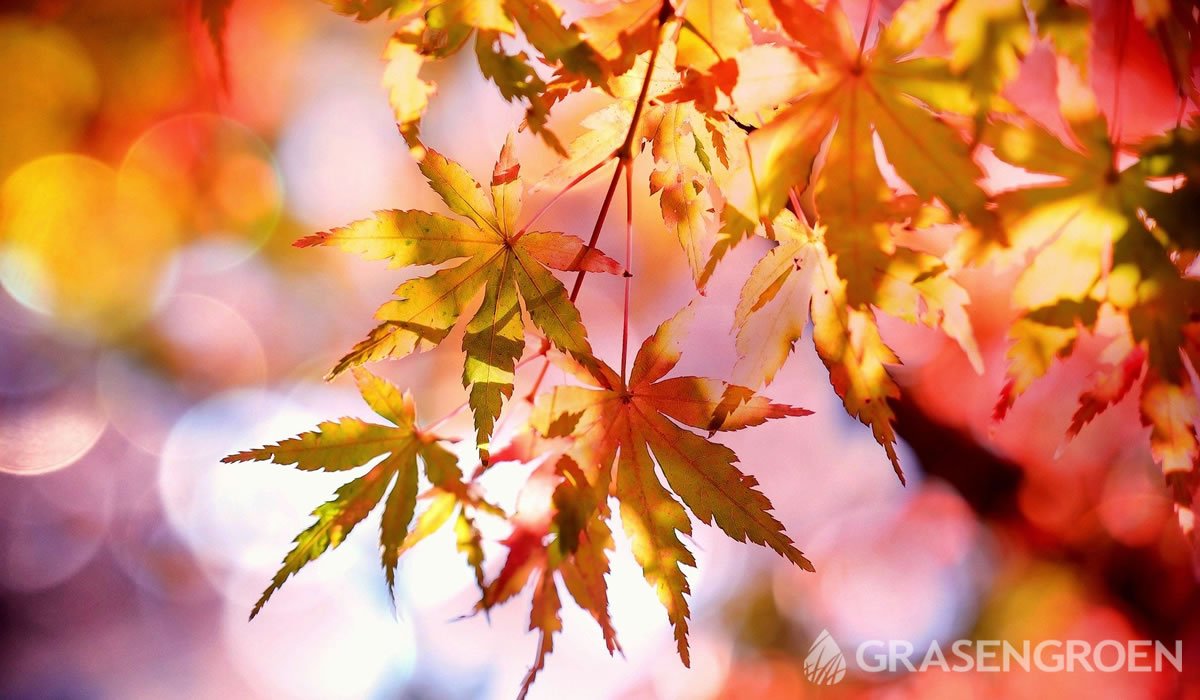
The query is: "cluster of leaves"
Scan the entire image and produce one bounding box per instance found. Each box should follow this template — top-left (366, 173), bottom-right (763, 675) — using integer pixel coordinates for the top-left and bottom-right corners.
top-left (222, 0), bottom-right (1200, 695)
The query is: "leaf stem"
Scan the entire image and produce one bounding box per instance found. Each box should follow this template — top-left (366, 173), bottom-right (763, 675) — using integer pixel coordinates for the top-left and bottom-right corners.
top-left (523, 355), bottom-right (553, 404)
top-left (425, 338), bottom-right (551, 435)
top-left (788, 188), bottom-right (813, 229)
top-left (617, 18), bottom-right (667, 161)
top-left (1110, 0), bottom-right (1131, 150)
top-left (858, 0), bottom-right (877, 58)
top-left (514, 157), bottom-right (608, 240)
top-left (620, 162), bottom-right (634, 382)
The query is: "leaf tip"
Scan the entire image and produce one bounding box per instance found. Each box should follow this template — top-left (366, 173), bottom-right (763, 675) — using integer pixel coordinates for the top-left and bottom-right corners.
top-left (294, 231), bottom-right (331, 248)
top-left (992, 379), bottom-right (1017, 423)
top-left (492, 133), bottom-right (520, 186)
top-left (781, 404), bottom-right (814, 418)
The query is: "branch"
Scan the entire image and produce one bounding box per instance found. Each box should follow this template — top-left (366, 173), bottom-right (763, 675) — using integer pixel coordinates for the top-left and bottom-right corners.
top-left (568, 4), bottom-right (673, 301)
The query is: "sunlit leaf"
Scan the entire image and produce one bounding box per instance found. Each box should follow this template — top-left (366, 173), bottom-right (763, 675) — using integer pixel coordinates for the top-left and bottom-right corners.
top-left (299, 142), bottom-right (619, 454)
top-left (531, 306), bottom-right (813, 663)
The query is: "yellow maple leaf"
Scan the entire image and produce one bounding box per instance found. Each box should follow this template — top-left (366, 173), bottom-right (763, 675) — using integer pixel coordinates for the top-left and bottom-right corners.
top-left (298, 138), bottom-right (621, 457)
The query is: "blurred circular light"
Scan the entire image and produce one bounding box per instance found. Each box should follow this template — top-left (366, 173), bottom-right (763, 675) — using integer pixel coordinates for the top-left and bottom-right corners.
top-left (121, 114), bottom-right (283, 268)
top-left (0, 381), bottom-right (107, 476)
top-left (107, 491), bottom-right (215, 604)
top-left (277, 89), bottom-right (405, 228)
top-left (1099, 456), bottom-right (1170, 547)
top-left (158, 389), bottom-right (364, 600)
top-left (221, 575), bottom-right (417, 700)
top-left (95, 350), bottom-right (189, 455)
top-left (150, 293), bottom-right (268, 391)
top-left (0, 155), bottom-right (179, 339)
top-left (775, 484), bottom-right (988, 660)
top-left (0, 319), bottom-right (92, 398)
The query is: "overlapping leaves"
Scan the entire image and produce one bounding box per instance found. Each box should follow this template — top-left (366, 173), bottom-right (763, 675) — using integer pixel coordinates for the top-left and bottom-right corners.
top-left (732, 209), bottom-right (981, 481)
top-left (540, 42), bottom-right (744, 288)
top-left (722, 0), bottom-right (1002, 254)
top-left (985, 79), bottom-right (1200, 482)
top-left (473, 431), bottom-right (620, 699)
top-left (327, 0), bottom-right (668, 149)
top-left (219, 0), bottom-right (1200, 696)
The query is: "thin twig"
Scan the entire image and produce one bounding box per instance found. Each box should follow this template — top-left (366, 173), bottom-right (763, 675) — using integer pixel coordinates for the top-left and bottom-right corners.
top-left (523, 355), bottom-right (553, 404)
top-left (424, 338), bottom-right (550, 435)
top-left (569, 159), bottom-right (626, 301)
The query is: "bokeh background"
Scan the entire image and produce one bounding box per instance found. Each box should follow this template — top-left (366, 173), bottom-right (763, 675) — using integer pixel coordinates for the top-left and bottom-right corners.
top-left (1, 0), bottom-right (1199, 698)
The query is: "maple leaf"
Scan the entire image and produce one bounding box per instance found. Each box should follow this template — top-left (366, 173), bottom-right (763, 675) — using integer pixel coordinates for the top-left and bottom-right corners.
top-left (474, 31), bottom-right (561, 149)
top-left (379, 3), bottom-right (520, 147)
top-left (1144, 0), bottom-right (1200, 102)
top-left (1066, 341), bottom-right (1146, 441)
top-left (1095, 0), bottom-right (1198, 102)
top-left (732, 209), bottom-right (980, 481)
top-left (664, 0), bottom-right (749, 112)
top-left (723, 0), bottom-right (1002, 255)
top-left (574, 0), bottom-right (667, 78)
top-left (675, 0), bottom-right (751, 72)
top-left (383, 30), bottom-right (437, 148)
top-left (473, 441), bottom-right (622, 699)
top-left (221, 368), bottom-right (497, 616)
top-left (298, 138), bottom-right (621, 459)
top-left (649, 103), bottom-right (725, 286)
top-left (986, 72), bottom-right (1200, 480)
top-left (530, 305), bottom-right (813, 664)
top-left (322, 0), bottom-right (637, 86)
top-left (217, 0), bottom-right (1200, 690)
top-left (505, 0), bottom-right (611, 84)
top-left (944, 0), bottom-right (1032, 113)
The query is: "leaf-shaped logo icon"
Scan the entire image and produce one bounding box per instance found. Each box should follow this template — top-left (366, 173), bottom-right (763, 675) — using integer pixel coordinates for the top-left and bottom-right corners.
top-left (804, 629), bottom-right (847, 685)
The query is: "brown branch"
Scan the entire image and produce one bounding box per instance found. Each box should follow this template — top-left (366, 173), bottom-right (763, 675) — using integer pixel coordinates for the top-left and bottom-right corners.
top-left (568, 4), bottom-right (672, 301)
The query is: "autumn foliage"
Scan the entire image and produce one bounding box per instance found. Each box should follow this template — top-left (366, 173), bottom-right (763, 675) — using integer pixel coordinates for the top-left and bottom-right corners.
top-left (219, 0), bottom-right (1200, 695)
